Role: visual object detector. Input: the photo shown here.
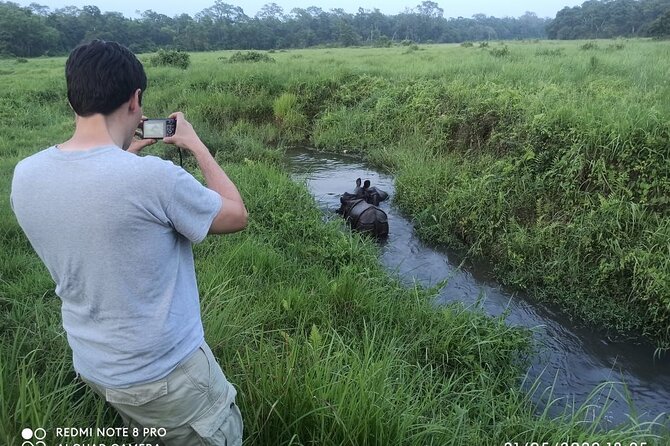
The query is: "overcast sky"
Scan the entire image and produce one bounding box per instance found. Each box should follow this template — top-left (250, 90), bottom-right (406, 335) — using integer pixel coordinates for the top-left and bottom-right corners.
top-left (23, 0), bottom-right (583, 19)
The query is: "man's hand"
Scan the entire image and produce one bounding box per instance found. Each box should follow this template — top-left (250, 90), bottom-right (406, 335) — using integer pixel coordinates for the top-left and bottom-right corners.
top-left (127, 137), bottom-right (156, 154)
top-left (162, 112), bottom-right (206, 154)
top-left (127, 116), bottom-right (156, 154)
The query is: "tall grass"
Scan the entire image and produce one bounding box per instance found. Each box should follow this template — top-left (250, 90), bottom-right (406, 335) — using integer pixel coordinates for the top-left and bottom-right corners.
top-left (1, 41), bottom-right (668, 445)
top-left (196, 40), bottom-right (670, 346)
top-left (272, 93), bottom-right (308, 143)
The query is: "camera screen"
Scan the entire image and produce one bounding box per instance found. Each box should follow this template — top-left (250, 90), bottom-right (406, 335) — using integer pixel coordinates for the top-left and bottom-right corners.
top-left (143, 121), bottom-right (165, 138)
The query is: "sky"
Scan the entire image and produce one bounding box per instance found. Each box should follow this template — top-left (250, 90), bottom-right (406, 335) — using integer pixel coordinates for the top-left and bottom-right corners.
top-left (21, 0), bottom-right (584, 20)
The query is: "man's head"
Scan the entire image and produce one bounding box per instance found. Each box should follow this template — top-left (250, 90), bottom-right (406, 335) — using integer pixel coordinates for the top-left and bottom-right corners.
top-left (66, 40), bottom-right (146, 117)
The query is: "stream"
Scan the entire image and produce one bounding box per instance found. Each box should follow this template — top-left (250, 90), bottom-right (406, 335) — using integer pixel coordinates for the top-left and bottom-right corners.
top-left (285, 147), bottom-right (670, 428)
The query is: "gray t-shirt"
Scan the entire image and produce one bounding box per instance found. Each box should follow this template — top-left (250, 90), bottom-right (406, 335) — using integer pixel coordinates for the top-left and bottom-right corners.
top-left (10, 145), bottom-right (222, 388)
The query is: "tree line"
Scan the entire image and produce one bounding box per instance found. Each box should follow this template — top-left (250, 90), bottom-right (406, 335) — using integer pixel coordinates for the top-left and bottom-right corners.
top-left (1, 0), bottom-right (549, 57)
top-left (2, 0), bottom-right (669, 58)
top-left (547, 0), bottom-right (670, 39)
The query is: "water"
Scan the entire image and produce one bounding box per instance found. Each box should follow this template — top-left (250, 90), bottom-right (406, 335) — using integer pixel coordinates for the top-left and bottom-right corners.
top-left (285, 147), bottom-right (670, 427)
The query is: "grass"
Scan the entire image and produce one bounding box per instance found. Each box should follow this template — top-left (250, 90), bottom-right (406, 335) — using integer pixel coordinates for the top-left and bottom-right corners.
top-left (0, 40), bottom-right (669, 444)
top-left (204, 40), bottom-right (670, 346)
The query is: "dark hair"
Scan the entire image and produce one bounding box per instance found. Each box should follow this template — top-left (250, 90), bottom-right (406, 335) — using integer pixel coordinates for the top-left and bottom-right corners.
top-left (65, 40), bottom-right (147, 116)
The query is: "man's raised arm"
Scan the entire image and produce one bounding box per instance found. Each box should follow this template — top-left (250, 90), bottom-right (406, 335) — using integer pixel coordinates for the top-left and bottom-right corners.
top-left (163, 112), bottom-right (248, 234)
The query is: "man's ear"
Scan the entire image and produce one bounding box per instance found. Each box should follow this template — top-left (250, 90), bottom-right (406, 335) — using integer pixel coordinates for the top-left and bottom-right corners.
top-left (129, 89), bottom-right (142, 112)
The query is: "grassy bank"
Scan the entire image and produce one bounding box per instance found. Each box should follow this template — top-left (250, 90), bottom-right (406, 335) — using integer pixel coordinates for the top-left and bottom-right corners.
top-left (302, 41), bottom-right (670, 346)
top-left (182, 39), bottom-right (669, 346)
top-left (0, 43), bottom-right (668, 445)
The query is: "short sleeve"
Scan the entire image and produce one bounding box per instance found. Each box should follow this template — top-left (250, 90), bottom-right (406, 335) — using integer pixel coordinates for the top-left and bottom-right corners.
top-left (165, 167), bottom-right (222, 244)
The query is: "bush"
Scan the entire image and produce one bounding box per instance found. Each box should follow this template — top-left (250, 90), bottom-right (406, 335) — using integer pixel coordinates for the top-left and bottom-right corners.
top-left (403, 44), bottom-right (420, 54)
top-left (16, 58), bottom-right (28, 64)
top-left (225, 51), bottom-right (275, 63)
top-left (580, 41), bottom-right (599, 50)
top-left (535, 48), bottom-right (564, 57)
top-left (150, 49), bottom-right (190, 69)
top-left (489, 45), bottom-right (510, 58)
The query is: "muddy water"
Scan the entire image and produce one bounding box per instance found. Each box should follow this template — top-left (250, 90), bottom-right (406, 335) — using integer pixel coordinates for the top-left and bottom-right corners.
top-left (285, 147), bottom-right (670, 427)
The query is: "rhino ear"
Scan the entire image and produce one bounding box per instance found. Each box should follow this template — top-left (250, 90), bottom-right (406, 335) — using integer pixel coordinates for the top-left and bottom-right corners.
top-left (363, 179), bottom-right (371, 188)
top-left (356, 178), bottom-right (361, 186)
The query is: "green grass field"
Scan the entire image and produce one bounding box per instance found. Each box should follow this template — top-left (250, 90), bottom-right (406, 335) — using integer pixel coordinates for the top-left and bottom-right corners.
top-left (1, 40), bottom-right (669, 445)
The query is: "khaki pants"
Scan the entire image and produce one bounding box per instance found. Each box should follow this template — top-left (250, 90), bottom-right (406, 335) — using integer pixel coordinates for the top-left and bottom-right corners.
top-left (81, 342), bottom-right (243, 446)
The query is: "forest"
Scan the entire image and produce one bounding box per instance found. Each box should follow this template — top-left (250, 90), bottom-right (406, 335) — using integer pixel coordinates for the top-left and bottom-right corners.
top-left (0, 0), bottom-right (550, 57)
top-left (2, 0), bottom-right (670, 57)
top-left (548, 0), bottom-right (670, 39)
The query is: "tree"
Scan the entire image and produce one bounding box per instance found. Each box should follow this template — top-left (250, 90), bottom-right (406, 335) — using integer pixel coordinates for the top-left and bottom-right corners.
top-left (197, 1), bottom-right (247, 24)
top-left (337, 19), bottom-right (360, 46)
top-left (139, 10), bottom-right (175, 46)
top-left (47, 6), bottom-right (86, 51)
top-left (354, 7), bottom-right (390, 43)
top-left (648, 9), bottom-right (670, 37)
top-left (0, 2), bottom-right (59, 56)
top-left (28, 2), bottom-right (49, 16)
top-left (547, 0), bottom-right (670, 40)
top-left (416, 1), bottom-right (443, 18)
top-left (256, 2), bottom-right (284, 20)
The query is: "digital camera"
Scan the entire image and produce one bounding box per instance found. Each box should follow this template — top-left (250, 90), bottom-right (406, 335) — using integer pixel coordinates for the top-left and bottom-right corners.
top-left (141, 118), bottom-right (176, 139)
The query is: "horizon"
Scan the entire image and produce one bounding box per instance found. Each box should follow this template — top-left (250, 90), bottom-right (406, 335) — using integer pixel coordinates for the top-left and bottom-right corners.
top-left (18, 0), bottom-right (583, 20)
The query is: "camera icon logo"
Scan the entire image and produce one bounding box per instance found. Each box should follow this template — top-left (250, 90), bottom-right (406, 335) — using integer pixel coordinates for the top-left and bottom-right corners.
top-left (21, 427), bottom-right (47, 446)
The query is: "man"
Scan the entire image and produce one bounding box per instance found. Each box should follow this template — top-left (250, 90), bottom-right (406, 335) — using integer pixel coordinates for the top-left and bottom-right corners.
top-left (10, 40), bottom-right (247, 445)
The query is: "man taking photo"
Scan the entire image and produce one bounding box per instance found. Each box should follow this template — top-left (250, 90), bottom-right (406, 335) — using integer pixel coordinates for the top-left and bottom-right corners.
top-left (10, 40), bottom-right (246, 446)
